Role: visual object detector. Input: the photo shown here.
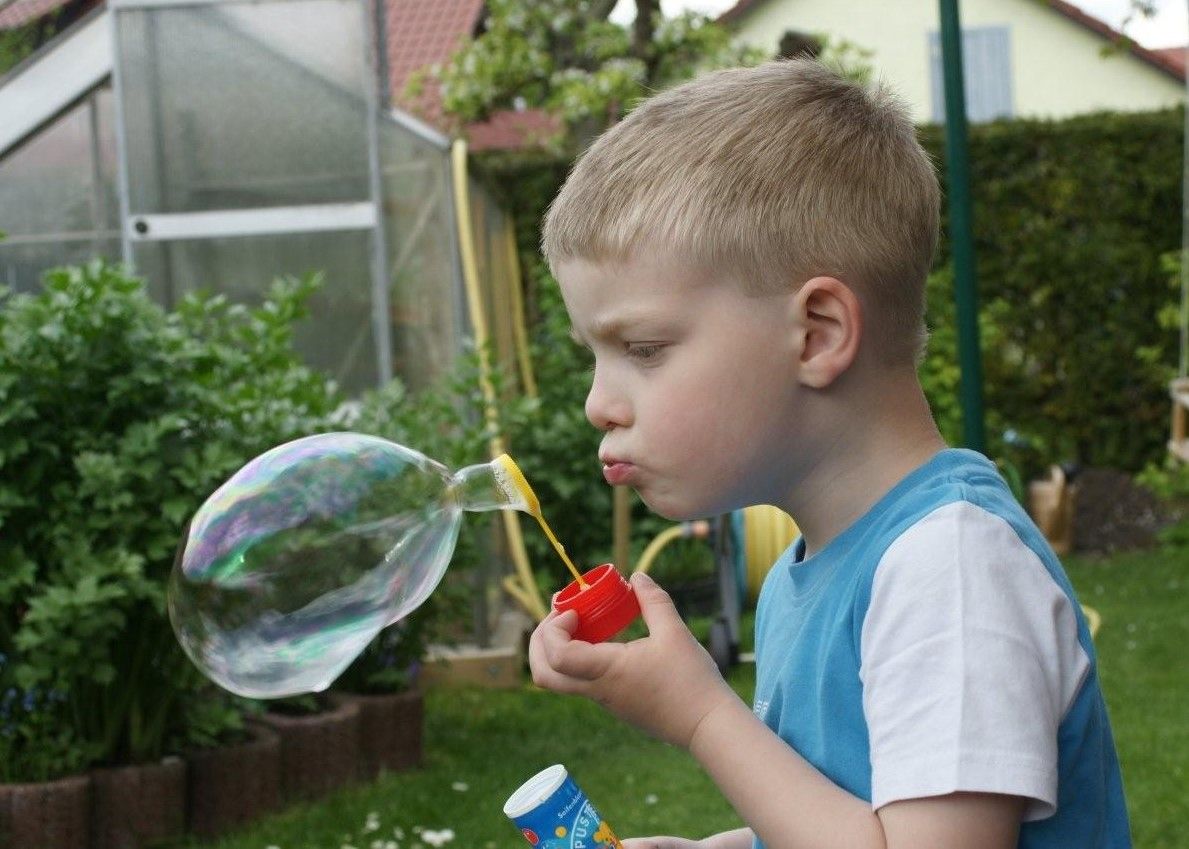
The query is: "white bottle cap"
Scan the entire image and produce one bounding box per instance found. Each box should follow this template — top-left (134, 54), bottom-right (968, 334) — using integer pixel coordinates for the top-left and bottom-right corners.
top-left (502, 764), bottom-right (569, 818)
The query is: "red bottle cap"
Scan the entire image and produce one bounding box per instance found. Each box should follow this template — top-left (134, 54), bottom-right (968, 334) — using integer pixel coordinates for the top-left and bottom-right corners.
top-left (551, 563), bottom-right (641, 643)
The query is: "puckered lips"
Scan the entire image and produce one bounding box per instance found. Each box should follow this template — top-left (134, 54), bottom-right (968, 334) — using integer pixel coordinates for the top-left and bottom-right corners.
top-left (600, 454), bottom-right (636, 486)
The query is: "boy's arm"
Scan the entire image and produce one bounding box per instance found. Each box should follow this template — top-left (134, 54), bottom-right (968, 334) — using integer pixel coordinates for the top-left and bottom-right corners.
top-left (529, 573), bottom-right (1024, 849)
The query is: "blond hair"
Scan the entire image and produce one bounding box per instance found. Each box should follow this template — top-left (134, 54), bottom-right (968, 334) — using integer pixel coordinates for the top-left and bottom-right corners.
top-left (541, 59), bottom-right (940, 364)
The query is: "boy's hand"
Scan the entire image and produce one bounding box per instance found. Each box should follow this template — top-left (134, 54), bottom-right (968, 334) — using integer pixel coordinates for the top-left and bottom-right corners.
top-left (528, 571), bottom-right (739, 750)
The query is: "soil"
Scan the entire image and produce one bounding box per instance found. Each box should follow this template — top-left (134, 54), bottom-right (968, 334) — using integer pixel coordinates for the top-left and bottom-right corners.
top-left (1071, 467), bottom-right (1176, 554)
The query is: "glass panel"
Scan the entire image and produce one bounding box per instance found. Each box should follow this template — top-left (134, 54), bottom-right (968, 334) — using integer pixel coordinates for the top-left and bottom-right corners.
top-left (133, 230), bottom-right (378, 391)
top-left (0, 85), bottom-right (121, 294)
top-left (0, 239), bottom-right (122, 296)
top-left (114, 0), bottom-right (371, 214)
top-left (0, 96), bottom-right (96, 239)
top-left (379, 118), bottom-right (462, 391)
top-left (470, 179), bottom-right (520, 386)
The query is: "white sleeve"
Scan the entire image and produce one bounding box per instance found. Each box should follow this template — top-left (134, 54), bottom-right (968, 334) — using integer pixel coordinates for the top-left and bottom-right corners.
top-left (859, 501), bottom-right (1090, 820)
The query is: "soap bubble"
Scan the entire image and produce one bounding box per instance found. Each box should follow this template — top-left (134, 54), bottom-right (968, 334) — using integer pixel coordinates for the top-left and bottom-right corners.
top-left (168, 432), bottom-right (521, 698)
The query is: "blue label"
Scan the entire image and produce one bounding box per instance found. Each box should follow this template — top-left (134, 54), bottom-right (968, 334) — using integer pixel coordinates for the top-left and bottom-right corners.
top-left (510, 774), bottom-right (622, 848)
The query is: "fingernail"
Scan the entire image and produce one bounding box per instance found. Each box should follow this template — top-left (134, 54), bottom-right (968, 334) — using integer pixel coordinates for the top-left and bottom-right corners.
top-left (632, 571), bottom-right (655, 587)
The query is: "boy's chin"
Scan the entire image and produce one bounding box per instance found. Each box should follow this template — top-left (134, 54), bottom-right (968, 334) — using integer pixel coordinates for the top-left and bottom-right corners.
top-left (637, 490), bottom-right (717, 523)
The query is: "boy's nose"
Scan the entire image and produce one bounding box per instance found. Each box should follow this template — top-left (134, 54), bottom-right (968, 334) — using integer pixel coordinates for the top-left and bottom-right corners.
top-left (585, 368), bottom-right (631, 431)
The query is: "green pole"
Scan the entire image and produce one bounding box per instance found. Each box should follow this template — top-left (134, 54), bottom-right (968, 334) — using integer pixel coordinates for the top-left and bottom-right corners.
top-left (938, 0), bottom-right (986, 453)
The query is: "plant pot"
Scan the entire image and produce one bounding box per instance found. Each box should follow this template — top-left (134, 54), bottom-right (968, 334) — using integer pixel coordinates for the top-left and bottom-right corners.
top-left (89, 757), bottom-right (185, 849)
top-left (185, 721), bottom-right (282, 838)
top-left (332, 690), bottom-right (424, 779)
top-left (262, 699), bottom-right (360, 802)
top-left (1028, 465), bottom-right (1077, 556)
top-left (0, 773), bottom-right (91, 849)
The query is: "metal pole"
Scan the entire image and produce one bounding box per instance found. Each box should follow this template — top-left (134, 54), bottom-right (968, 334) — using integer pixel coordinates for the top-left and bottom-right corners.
top-left (938, 0), bottom-right (986, 453)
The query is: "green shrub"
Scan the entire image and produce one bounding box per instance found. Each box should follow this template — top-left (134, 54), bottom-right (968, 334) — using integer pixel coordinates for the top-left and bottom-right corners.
top-left (0, 262), bottom-right (341, 778)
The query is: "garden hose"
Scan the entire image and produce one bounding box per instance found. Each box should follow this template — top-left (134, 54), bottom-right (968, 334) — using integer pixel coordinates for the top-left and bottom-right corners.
top-left (635, 521), bottom-right (712, 576)
top-left (741, 505), bottom-right (799, 602)
top-left (1082, 605), bottom-right (1102, 639)
top-left (451, 138), bottom-right (547, 621)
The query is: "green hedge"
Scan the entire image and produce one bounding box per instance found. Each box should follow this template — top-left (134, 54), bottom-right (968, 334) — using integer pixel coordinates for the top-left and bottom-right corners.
top-left (920, 108), bottom-right (1183, 471)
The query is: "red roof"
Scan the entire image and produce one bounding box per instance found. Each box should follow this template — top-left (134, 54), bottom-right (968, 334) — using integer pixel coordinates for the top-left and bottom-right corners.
top-left (384, 0), bottom-right (482, 128)
top-left (381, 0), bottom-right (559, 150)
top-left (719, 0), bottom-right (1185, 82)
top-left (0, 0), bottom-right (71, 29)
top-left (1153, 46), bottom-right (1187, 77)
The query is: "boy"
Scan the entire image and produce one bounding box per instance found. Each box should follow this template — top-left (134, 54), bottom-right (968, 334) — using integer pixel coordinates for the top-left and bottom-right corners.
top-left (527, 60), bottom-right (1130, 848)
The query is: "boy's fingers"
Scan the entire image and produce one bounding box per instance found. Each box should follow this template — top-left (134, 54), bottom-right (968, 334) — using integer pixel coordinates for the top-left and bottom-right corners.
top-left (537, 618), bottom-right (620, 681)
top-left (631, 571), bottom-right (684, 636)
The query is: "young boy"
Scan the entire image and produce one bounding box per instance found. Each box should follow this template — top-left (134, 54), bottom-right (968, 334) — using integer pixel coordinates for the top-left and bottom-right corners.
top-left (527, 60), bottom-right (1130, 849)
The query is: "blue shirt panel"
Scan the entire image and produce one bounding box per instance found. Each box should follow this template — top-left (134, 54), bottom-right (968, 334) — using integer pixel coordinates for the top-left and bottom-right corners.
top-left (751, 449), bottom-right (1130, 848)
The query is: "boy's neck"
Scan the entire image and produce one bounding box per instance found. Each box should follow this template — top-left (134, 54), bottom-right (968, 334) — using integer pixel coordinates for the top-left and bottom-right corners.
top-left (783, 370), bottom-right (946, 559)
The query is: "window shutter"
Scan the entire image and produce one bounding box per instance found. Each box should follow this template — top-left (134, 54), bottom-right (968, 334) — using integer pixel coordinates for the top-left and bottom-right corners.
top-left (929, 26), bottom-right (1014, 124)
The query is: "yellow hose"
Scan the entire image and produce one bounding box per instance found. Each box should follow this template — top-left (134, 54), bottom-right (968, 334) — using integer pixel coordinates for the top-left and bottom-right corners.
top-left (502, 214), bottom-right (537, 398)
top-left (742, 505), bottom-right (799, 602)
top-left (635, 521), bottom-right (712, 576)
top-left (1081, 605), bottom-right (1102, 639)
top-left (451, 138), bottom-right (547, 621)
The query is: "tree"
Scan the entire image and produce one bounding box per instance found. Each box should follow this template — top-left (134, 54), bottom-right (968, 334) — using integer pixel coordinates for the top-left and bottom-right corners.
top-left (414, 0), bottom-right (765, 150)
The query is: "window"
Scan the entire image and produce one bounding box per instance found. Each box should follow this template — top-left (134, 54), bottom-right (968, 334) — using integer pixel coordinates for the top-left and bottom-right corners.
top-left (929, 26), bottom-right (1014, 123)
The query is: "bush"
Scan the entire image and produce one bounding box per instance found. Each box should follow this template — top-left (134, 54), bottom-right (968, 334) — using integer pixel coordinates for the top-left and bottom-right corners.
top-left (0, 262), bottom-right (341, 778)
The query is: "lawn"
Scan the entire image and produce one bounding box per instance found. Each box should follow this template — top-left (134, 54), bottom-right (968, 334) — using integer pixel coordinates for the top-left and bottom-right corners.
top-left (181, 541), bottom-right (1188, 849)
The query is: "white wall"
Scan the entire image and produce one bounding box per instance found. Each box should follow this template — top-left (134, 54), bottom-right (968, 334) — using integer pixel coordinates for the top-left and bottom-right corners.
top-left (728, 0), bottom-right (1184, 122)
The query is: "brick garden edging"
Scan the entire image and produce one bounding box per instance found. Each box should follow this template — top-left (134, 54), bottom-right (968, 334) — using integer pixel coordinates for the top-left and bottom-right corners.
top-left (0, 773), bottom-right (90, 849)
top-left (261, 698), bottom-right (362, 803)
top-left (90, 756), bottom-right (186, 849)
top-left (0, 690), bottom-right (425, 846)
top-left (333, 689), bottom-right (424, 779)
top-left (186, 721), bottom-right (282, 838)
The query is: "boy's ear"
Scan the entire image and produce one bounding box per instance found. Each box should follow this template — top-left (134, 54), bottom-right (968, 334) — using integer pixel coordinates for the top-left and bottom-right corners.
top-left (792, 276), bottom-right (862, 388)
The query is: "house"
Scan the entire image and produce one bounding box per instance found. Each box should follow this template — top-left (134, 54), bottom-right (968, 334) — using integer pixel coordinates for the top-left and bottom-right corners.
top-left (719, 0), bottom-right (1185, 122)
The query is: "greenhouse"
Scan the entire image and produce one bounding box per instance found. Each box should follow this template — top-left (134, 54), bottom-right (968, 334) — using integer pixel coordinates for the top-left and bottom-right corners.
top-left (0, 0), bottom-right (528, 394)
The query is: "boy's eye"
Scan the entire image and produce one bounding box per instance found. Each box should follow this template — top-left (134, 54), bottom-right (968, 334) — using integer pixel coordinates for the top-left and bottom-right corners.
top-left (626, 343), bottom-right (665, 361)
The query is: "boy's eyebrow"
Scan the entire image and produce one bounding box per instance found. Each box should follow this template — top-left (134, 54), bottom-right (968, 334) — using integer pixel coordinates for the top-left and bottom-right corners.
top-left (570, 311), bottom-right (667, 345)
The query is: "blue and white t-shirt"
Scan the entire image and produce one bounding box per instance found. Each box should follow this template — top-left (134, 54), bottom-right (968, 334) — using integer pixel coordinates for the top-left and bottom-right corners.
top-left (752, 449), bottom-right (1130, 848)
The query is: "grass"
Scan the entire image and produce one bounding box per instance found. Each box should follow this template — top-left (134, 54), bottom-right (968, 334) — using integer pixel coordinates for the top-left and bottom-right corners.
top-left (181, 542), bottom-right (1188, 849)
top-left (1064, 545), bottom-right (1189, 849)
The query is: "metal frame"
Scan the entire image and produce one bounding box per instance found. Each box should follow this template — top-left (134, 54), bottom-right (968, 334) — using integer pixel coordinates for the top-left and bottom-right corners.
top-left (125, 202), bottom-right (377, 241)
top-left (107, 0), bottom-right (392, 382)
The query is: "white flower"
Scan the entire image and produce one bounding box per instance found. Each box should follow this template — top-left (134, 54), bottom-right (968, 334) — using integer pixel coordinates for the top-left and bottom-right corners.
top-left (644, 794), bottom-right (659, 805)
top-left (422, 828), bottom-right (455, 847)
top-left (393, 827), bottom-right (405, 839)
top-left (365, 812), bottom-right (382, 833)
top-left (451, 782), bottom-right (469, 792)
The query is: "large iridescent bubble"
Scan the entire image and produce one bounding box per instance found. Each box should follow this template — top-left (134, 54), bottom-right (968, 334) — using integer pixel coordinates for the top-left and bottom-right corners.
top-left (168, 432), bottom-right (526, 698)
